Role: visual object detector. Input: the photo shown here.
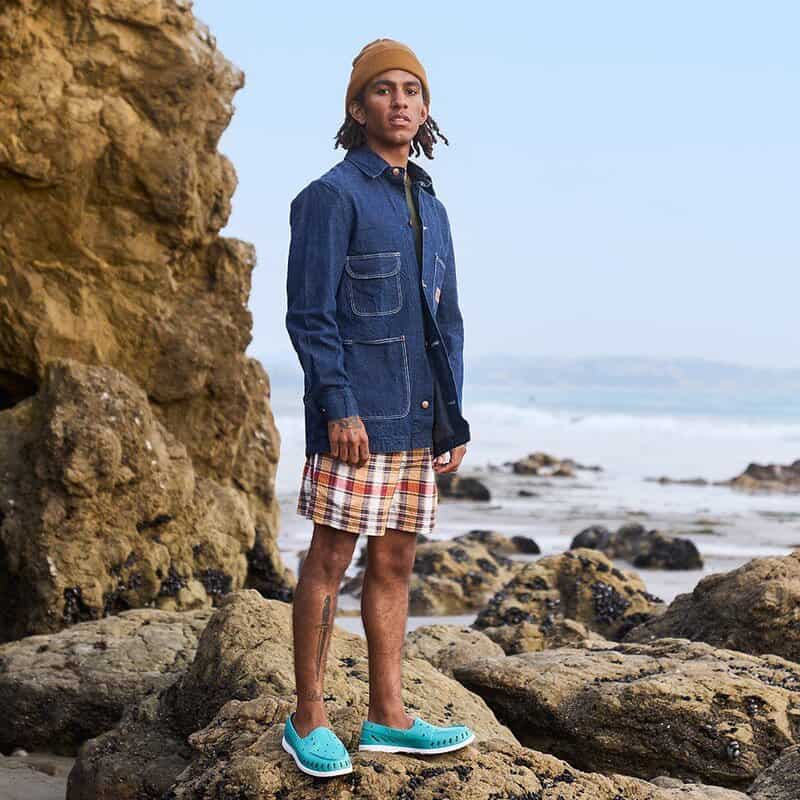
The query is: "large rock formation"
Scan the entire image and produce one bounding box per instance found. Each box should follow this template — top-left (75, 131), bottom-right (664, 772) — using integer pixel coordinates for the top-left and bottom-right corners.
top-left (66, 590), bottom-right (747, 800)
top-left (454, 638), bottom-right (800, 791)
top-left (66, 589), bottom-right (516, 797)
top-left (0, 360), bottom-right (263, 641)
top-left (0, 0), bottom-right (292, 639)
top-left (748, 743), bottom-right (800, 799)
top-left (472, 548), bottom-right (665, 652)
top-left (0, 605), bottom-right (212, 755)
top-left (623, 550), bottom-right (800, 663)
top-left (341, 532), bottom-right (523, 615)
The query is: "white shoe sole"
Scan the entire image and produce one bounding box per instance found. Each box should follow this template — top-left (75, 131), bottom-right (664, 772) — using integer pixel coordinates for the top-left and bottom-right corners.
top-left (281, 735), bottom-right (353, 777)
top-left (358, 731), bottom-right (475, 754)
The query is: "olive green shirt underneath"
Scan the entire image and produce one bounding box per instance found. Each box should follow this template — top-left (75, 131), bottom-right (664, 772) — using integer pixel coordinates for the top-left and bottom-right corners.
top-left (404, 170), bottom-right (422, 270)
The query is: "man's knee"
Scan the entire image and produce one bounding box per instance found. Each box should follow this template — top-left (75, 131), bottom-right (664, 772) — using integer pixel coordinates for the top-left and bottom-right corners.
top-left (302, 523), bottom-right (358, 581)
top-left (365, 528), bottom-right (417, 581)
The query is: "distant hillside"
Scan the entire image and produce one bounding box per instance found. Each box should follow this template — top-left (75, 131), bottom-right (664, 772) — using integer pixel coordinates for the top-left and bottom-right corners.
top-left (259, 352), bottom-right (800, 420)
top-left (467, 355), bottom-right (800, 392)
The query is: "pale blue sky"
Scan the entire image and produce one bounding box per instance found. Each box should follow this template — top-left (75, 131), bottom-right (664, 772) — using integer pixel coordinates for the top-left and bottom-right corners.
top-left (193, 1), bottom-right (798, 370)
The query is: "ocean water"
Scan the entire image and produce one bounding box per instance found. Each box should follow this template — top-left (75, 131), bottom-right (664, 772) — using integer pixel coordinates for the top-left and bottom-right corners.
top-left (270, 375), bottom-right (800, 635)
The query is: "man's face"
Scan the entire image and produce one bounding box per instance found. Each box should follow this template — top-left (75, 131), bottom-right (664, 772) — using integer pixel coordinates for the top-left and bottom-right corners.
top-left (349, 68), bottom-right (428, 146)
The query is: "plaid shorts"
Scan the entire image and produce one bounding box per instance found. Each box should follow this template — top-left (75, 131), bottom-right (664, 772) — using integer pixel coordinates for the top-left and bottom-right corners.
top-left (296, 446), bottom-right (438, 536)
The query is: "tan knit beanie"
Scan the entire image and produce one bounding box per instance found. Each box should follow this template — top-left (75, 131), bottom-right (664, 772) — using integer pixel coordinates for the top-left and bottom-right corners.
top-left (345, 38), bottom-right (430, 118)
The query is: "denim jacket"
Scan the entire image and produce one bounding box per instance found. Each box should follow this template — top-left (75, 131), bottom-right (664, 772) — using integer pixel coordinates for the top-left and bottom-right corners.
top-left (285, 143), bottom-right (470, 458)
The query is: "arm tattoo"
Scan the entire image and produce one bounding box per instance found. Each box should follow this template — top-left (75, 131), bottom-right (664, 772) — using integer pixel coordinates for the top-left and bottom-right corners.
top-left (314, 594), bottom-right (332, 679)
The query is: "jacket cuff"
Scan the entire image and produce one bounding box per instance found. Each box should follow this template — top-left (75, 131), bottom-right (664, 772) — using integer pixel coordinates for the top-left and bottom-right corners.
top-left (317, 386), bottom-right (360, 421)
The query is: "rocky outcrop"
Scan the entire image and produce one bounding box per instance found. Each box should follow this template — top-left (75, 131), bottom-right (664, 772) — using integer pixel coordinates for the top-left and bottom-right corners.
top-left (454, 638), bottom-right (800, 791)
top-left (66, 589), bottom-right (517, 798)
top-left (0, 606), bottom-right (212, 755)
top-left (646, 461), bottom-right (800, 494)
top-left (729, 461), bottom-right (800, 494)
top-left (0, 360), bottom-right (279, 642)
top-left (341, 533), bottom-right (523, 615)
top-left (479, 616), bottom-right (608, 655)
top-left (646, 476), bottom-right (713, 487)
top-left (0, 0), bottom-right (292, 636)
top-left (459, 529), bottom-right (541, 555)
top-left (67, 692), bottom-right (752, 800)
top-left (472, 548), bottom-right (665, 652)
top-left (571, 523), bottom-right (703, 570)
top-left (350, 533), bottom-right (432, 569)
top-left (623, 550), bottom-right (800, 663)
top-left (510, 451), bottom-right (603, 476)
top-left (748, 743), bottom-right (800, 799)
top-left (404, 624), bottom-right (505, 677)
top-left (437, 473), bottom-right (491, 500)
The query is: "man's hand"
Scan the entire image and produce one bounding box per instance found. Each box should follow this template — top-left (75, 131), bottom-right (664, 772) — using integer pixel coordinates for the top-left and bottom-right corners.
top-left (433, 444), bottom-right (467, 474)
top-left (327, 415), bottom-right (370, 467)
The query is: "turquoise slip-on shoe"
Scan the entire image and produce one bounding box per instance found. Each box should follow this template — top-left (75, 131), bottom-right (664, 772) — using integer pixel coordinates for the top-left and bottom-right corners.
top-left (358, 716), bottom-right (475, 754)
top-left (281, 712), bottom-right (353, 777)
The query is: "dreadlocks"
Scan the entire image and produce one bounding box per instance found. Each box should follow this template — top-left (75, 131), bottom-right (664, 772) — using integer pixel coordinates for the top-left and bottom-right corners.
top-left (333, 90), bottom-right (449, 158)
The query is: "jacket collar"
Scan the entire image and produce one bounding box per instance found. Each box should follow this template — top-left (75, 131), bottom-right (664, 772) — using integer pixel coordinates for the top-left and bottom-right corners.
top-left (345, 144), bottom-right (436, 196)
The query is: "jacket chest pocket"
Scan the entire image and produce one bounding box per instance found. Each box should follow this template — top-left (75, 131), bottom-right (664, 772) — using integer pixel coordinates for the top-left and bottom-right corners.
top-left (344, 251), bottom-right (403, 316)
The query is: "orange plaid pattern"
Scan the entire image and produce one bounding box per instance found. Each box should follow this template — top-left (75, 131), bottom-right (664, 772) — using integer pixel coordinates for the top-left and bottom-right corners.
top-left (297, 447), bottom-right (438, 536)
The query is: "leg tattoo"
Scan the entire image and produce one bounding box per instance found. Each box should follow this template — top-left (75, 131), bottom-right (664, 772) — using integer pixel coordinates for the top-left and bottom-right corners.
top-left (314, 594), bottom-right (332, 679)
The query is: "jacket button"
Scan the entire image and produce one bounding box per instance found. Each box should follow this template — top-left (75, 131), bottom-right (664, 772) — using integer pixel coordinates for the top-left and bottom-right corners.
top-left (420, 400), bottom-right (430, 409)
top-left (392, 167), bottom-right (401, 175)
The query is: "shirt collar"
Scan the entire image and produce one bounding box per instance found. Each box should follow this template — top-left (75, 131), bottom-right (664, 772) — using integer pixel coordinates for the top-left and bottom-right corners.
top-left (345, 144), bottom-right (436, 196)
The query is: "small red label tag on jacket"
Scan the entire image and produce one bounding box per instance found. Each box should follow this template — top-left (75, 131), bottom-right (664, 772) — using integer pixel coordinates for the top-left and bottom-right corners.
top-left (434, 287), bottom-right (441, 303)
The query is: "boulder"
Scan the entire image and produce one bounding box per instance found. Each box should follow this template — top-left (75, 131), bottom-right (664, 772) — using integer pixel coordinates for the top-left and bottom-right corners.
top-left (511, 451), bottom-right (602, 475)
top-left (67, 694), bottom-right (751, 799)
top-left (623, 550), bottom-right (800, 663)
top-left (481, 617), bottom-right (607, 655)
top-left (404, 624), bottom-right (505, 676)
top-left (437, 473), bottom-right (491, 500)
top-left (459, 529), bottom-right (541, 555)
top-left (67, 589), bottom-right (517, 798)
top-left (341, 533), bottom-right (522, 615)
top-left (352, 532), bottom-right (431, 568)
top-left (0, 606), bottom-right (212, 754)
top-left (454, 638), bottom-right (800, 790)
top-left (571, 523), bottom-right (704, 570)
top-left (730, 461), bottom-right (800, 494)
top-left (0, 0), bottom-right (292, 628)
top-left (0, 360), bottom-right (272, 641)
top-left (472, 548), bottom-right (665, 651)
top-left (748, 743), bottom-right (800, 800)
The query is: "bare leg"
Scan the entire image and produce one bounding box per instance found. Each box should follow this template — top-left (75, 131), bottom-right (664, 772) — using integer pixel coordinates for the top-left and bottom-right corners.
top-left (361, 527), bottom-right (418, 728)
top-left (292, 522), bottom-right (359, 736)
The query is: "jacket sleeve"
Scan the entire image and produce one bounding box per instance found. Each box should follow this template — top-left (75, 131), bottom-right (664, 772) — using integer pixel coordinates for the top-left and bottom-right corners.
top-left (436, 207), bottom-right (466, 411)
top-left (285, 179), bottom-right (359, 422)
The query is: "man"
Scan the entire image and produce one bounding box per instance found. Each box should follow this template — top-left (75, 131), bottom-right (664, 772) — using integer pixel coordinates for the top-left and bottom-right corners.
top-left (283, 38), bottom-right (473, 777)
